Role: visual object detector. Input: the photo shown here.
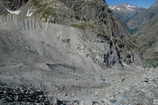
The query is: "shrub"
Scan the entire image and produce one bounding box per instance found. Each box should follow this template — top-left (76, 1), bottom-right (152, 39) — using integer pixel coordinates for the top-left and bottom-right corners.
top-left (71, 23), bottom-right (95, 30)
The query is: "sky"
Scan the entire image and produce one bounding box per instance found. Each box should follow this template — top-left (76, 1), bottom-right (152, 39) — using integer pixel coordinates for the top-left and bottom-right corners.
top-left (105, 0), bottom-right (156, 8)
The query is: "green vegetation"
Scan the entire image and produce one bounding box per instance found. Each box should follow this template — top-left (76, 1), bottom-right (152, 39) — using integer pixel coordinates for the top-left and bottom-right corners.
top-left (129, 28), bottom-right (139, 35)
top-left (32, 0), bottom-right (43, 7)
top-left (142, 40), bottom-right (156, 51)
top-left (146, 58), bottom-right (158, 68)
top-left (126, 40), bottom-right (138, 50)
top-left (132, 39), bottom-right (138, 44)
top-left (71, 23), bottom-right (95, 30)
top-left (149, 12), bottom-right (156, 19)
top-left (126, 42), bottom-right (137, 50)
top-left (32, 0), bottom-right (59, 22)
top-left (148, 40), bottom-right (156, 47)
top-left (149, 19), bottom-right (157, 26)
top-left (32, 1), bottom-right (70, 23)
top-left (143, 40), bottom-right (156, 48)
top-left (33, 5), bottom-right (57, 22)
top-left (153, 52), bottom-right (158, 56)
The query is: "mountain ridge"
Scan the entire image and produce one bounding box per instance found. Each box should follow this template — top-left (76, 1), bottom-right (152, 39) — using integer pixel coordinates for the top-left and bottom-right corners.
top-left (109, 3), bottom-right (146, 24)
top-left (127, 0), bottom-right (158, 31)
top-left (132, 0), bottom-right (158, 67)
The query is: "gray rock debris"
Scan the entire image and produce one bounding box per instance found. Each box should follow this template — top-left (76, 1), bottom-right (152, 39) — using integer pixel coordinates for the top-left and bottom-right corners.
top-left (0, 85), bottom-right (49, 105)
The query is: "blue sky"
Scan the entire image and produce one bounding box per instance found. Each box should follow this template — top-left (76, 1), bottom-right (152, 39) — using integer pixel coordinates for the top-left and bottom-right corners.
top-left (105, 0), bottom-right (156, 8)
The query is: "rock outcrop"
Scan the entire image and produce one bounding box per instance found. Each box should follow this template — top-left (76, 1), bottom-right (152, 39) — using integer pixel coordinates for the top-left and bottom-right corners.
top-left (32, 0), bottom-right (138, 67)
top-left (0, 0), bottom-right (138, 68)
top-left (0, 0), bottom-right (29, 10)
top-left (0, 2), bottom-right (8, 15)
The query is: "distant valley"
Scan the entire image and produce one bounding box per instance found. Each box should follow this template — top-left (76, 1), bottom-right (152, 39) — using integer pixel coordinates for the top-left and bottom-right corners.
top-left (109, 3), bottom-right (146, 34)
top-left (109, 0), bottom-right (158, 67)
top-left (109, 3), bottom-right (146, 23)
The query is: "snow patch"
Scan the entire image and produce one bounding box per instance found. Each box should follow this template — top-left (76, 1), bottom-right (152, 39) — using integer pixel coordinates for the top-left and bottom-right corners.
top-left (127, 8), bottom-right (134, 11)
top-left (6, 8), bottom-right (20, 15)
top-left (26, 9), bottom-right (33, 17)
top-left (130, 6), bottom-right (136, 8)
top-left (126, 5), bottom-right (131, 8)
top-left (116, 8), bottom-right (120, 10)
top-left (126, 5), bottom-right (136, 8)
top-left (6, 8), bottom-right (33, 17)
top-left (109, 6), bottom-right (116, 10)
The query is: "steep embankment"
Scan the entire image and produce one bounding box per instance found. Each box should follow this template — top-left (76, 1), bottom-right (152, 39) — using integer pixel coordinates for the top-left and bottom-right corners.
top-left (0, 13), bottom-right (139, 105)
top-left (0, 14), bottom-right (109, 104)
top-left (32, 0), bottom-right (141, 66)
top-left (0, 0), bottom-right (139, 68)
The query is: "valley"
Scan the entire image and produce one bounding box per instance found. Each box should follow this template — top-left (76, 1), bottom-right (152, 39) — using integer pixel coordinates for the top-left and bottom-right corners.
top-left (109, 0), bottom-right (158, 68)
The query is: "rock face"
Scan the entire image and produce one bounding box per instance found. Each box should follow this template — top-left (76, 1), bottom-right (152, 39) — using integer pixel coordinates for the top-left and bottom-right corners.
top-left (109, 3), bottom-right (145, 24)
top-left (1, 0), bottom-right (137, 68)
top-left (0, 13), bottom-right (124, 104)
top-left (32, 0), bottom-right (138, 67)
top-left (0, 0), bottom-right (29, 10)
top-left (0, 2), bottom-right (8, 15)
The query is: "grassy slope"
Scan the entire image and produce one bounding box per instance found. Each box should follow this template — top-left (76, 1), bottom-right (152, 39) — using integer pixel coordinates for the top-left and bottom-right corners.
top-left (135, 13), bottom-right (158, 67)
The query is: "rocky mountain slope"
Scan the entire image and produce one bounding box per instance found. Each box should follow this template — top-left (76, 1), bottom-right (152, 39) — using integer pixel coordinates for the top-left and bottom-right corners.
top-left (109, 3), bottom-right (145, 24)
top-left (127, 0), bottom-right (158, 33)
top-left (132, 0), bottom-right (158, 67)
top-left (0, 0), bottom-right (157, 104)
top-left (109, 0), bottom-right (158, 67)
top-left (0, 2), bottom-right (8, 15)
top-left (2, 0), bottom-right (139, 68)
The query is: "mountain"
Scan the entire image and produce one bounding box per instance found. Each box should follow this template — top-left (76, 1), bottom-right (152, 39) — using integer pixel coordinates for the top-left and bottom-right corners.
top-left (0, 0), bottom-right (157, 105)
top-left (127, 0), bottom-right (158, 32)
top-left (1, 0), bottom-right (136, 68)
top-left (109, 3), bottom-right (146, 24)
top-left (133, 0), bottom-right (158, 67)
